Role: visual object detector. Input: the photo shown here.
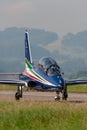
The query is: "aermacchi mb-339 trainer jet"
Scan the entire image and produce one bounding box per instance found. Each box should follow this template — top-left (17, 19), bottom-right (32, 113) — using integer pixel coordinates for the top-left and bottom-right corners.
top-left (0, 30), bottom-right (87, 100)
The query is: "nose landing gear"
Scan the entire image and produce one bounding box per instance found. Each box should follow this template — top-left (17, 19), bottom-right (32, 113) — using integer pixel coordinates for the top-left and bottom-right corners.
top-left (54, 90), bottom-right (61, 100)
top-left (54, 85), bottom-right (68, 101)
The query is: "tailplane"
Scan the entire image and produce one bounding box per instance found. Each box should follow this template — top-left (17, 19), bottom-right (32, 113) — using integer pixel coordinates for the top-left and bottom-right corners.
top-left (25, 30), bottom-right (32, 64)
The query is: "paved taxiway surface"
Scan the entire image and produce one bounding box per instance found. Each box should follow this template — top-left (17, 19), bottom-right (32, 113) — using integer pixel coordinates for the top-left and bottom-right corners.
top-left (0, 91), bottom-right (87, 103)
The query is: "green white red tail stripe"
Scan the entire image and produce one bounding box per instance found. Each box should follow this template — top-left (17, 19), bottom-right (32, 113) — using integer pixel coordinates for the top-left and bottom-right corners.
top-left (23, 59), bottom-right (56, 86)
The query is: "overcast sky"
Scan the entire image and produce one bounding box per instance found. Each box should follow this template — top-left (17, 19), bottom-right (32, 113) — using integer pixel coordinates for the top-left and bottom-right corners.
top-left (0, 0), bottom-right (87, 37)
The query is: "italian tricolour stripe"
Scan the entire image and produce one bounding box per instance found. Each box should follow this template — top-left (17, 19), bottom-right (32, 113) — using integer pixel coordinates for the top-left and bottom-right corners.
top-left (23, 60), bottom-right (56, 86)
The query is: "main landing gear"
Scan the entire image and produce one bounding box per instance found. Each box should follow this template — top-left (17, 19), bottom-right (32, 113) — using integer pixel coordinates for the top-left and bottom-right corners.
top-left (15, 85), bottom-right (68, 101)
top-left (55, 85), bottom-right (68, 101)
top-left (15, 85), bottom-right (23, 100)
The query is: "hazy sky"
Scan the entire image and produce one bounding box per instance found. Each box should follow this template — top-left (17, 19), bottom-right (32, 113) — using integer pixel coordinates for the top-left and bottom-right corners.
top-left (0, 0), bottom-right (87, 37)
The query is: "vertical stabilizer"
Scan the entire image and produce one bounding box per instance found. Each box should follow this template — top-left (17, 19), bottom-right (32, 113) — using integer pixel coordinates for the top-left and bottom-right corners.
top-left (25, 30), bottom-right (32, 64)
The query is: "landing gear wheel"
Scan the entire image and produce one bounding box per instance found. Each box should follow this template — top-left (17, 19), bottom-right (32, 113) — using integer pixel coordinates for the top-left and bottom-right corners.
top-left (15, 92), bottom-right (20, 100)
top-left (55, 89), bottom-right (61, 101)
top-left (62, 93), bottom-right (68, 100)
top-left (15, 85), bottom-right (23, 100)
top-left (54, 95), bottom-right (60, 101)
top-left (62, 85), bottom-right (68, 100)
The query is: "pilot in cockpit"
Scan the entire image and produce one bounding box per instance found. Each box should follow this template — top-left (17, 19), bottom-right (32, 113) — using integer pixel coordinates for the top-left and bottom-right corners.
top-left (38, 57), bottom-right (61, 76)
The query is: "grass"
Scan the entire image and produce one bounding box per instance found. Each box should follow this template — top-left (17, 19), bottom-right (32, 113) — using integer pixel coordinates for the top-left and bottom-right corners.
top-left (0, 85), bottom-right (17, 90)
top-left (67, 85), bottom-right (87, 93)
top-left (0, 84), bottom-right (87, 130)
top-left (0, 84), bottom-right (87, 93)
top-left (0, 101), bottom-right (87, 130)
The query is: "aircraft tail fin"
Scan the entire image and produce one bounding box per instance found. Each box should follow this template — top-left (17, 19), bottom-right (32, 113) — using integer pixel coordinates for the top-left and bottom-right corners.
top-left (25, 30), bottom-right (32, 64)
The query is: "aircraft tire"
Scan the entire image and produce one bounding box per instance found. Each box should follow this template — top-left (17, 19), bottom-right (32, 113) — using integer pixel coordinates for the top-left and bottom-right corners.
top-left (62, 85), bottom-right (68, 100)
top-left (62, 93), bottom-right (68, 100)
top-left (54, 95), bottom-right (60, 101)
top-left (15, 92), bottom-right (20, 100)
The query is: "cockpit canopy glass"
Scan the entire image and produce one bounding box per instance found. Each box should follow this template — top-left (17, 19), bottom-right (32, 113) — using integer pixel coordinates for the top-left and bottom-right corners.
top-left (38, 57), bottom-right (61, 76)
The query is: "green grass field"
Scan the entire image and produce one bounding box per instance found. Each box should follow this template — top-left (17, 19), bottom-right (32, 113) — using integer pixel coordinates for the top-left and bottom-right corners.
top-left (0, 101), bottom-right (87, 130)
top-left (0, 84), bottom-right (87, 92)
top-left (0, 85), bottom-right (87, 130)
top-left (67, 85), bottom-right (87, 92)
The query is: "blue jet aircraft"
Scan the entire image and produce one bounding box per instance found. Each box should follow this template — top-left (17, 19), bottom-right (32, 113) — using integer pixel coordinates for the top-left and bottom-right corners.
top-left (0, 30), bottom-right (87, 100)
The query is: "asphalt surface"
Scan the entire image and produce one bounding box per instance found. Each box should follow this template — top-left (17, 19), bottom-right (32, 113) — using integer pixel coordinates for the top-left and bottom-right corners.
top-left (0, 91), bottom-right (87, 103)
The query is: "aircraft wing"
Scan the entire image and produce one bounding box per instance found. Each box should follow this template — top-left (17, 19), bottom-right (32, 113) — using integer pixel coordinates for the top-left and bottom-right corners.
top-left (0, 73), bottom-right (21, 75)
top-left (65, 79), bottom-right (87, 85)
top-left (0, 73), bottom-right (26, 86)
top-left (0, 79), bottom-right (26, 86)
top-left (0, 73), bottom-right (21, 77)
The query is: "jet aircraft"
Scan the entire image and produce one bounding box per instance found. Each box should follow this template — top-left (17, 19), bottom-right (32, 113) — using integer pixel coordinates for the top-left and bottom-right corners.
top-left (0, 30), bottom-right (87, 100)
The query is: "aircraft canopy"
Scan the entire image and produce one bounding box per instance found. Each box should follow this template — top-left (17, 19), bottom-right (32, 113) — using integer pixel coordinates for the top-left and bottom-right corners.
top-left (38, 57), bottom-right (61, 76)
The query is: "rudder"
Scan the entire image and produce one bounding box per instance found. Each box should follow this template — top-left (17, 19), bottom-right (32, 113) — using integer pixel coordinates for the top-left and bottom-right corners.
top-left (25, 30), bottom-right (32, 64)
